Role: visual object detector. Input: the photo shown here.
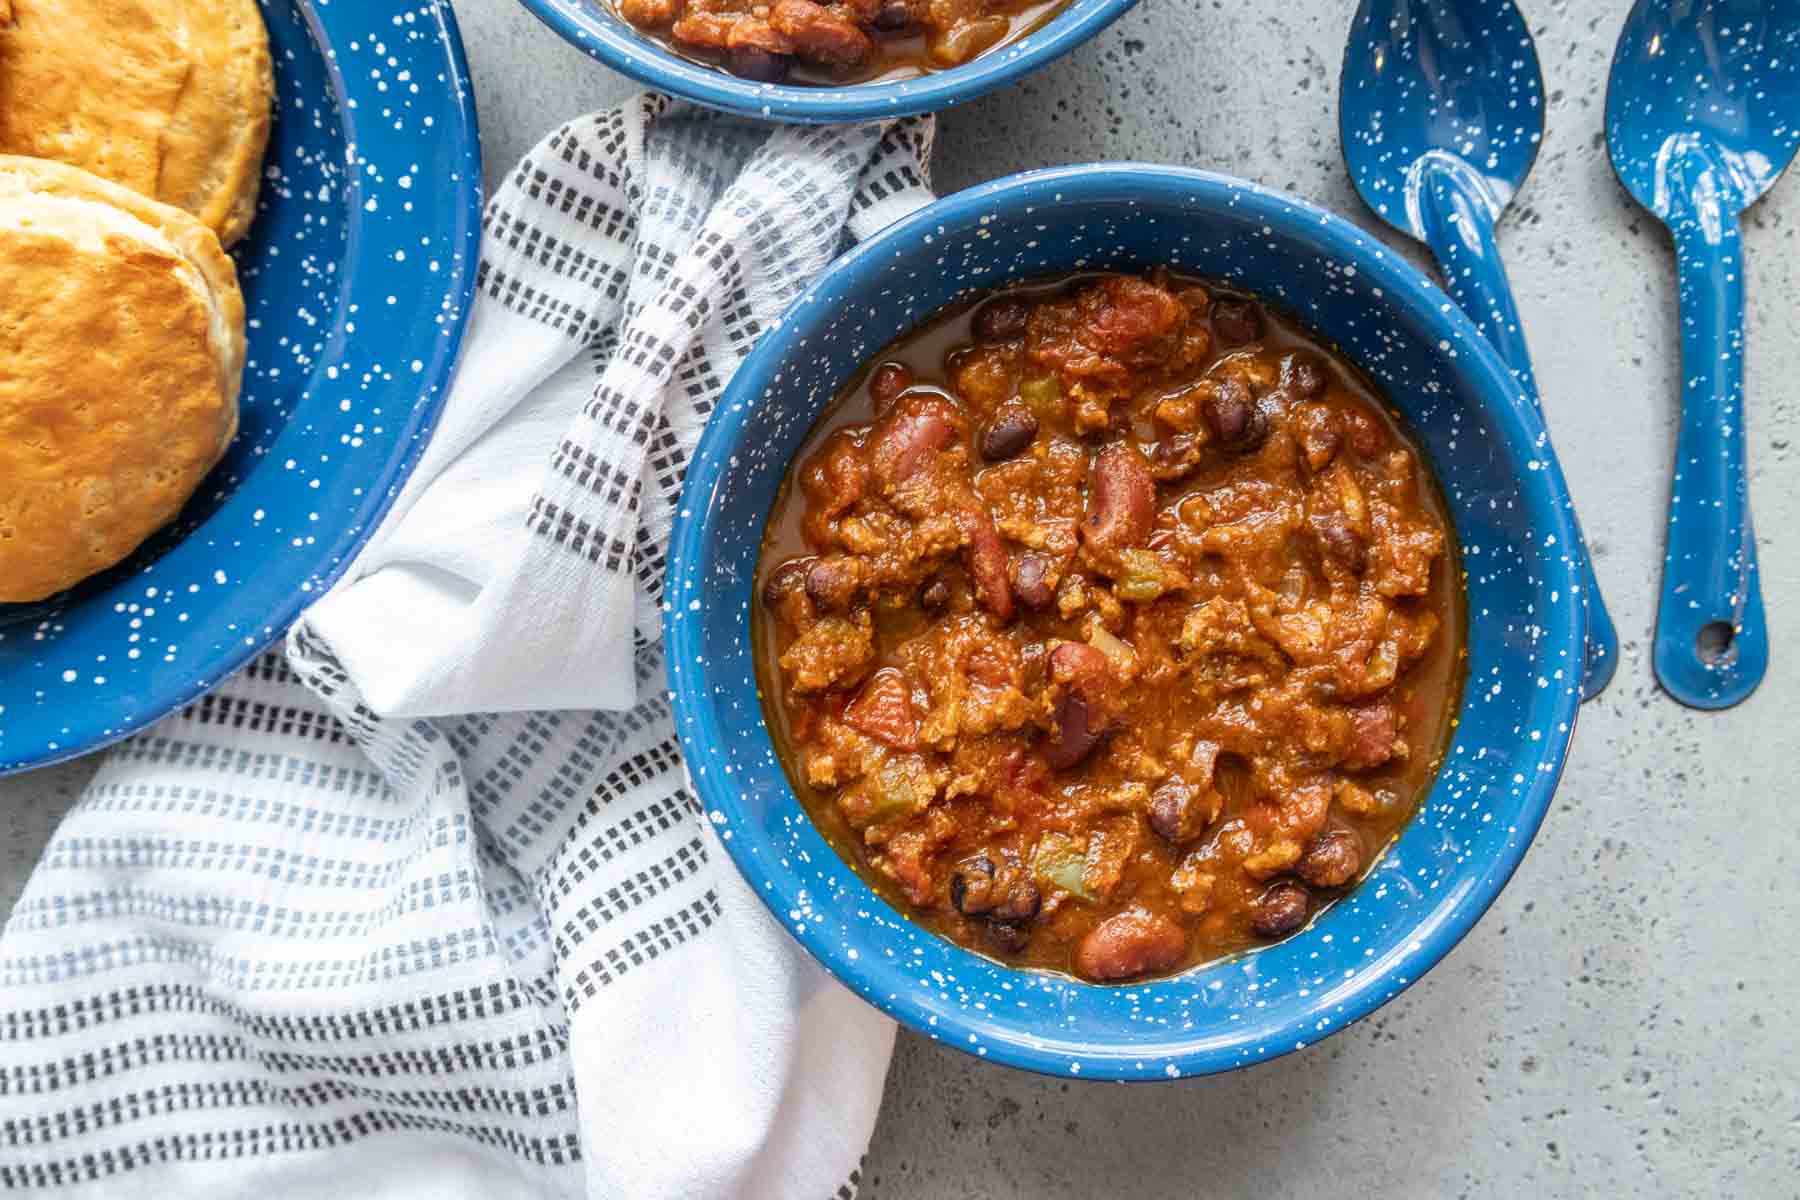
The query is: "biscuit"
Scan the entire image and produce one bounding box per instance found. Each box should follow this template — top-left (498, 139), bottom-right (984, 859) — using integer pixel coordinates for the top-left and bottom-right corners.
top-left (0, 156), bottom-right (245, 603)
top-left (0, 0), bottom-right (274, 246)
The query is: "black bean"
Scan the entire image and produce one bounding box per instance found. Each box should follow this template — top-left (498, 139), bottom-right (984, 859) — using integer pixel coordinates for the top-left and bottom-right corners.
top-left (1202, 376), bottom-right (1254, 442)
top-left (726, 46), bottom-right (791, 81)
top-left (973, 298), bottom-right (1030, 343)
top-left (869, 362), bottom-right (913, 413)
top-left (985, 921), bottom-right (1031, 955)
top-left (1211, 297), bottom-right (1263, 347)
top-left (1289, 353), bottom-right (1329, 399)
top-left (1313, 514), bottom-right (1368, 575)
top-left (980, 406), bottom-right (1038, 460)
top-left (950, 854), bottom-right (1040, 920)
top-left (872, 0), bottom-right (917, 28)
top-left (920, 574), bottom-right (950, 612)
top-left (1149, 433), bottom-right (1203, 482)
top-left (949, 855), bottom-right (997, 915)
top-left (1297, 829), bottom-right (1362, 888)
top-left (1147, 780), bottom-right (1207, 844)
top-left (762, 560), bottom-right (809, 608)
top-left (804, 555), bottom-right (862, 610)
top-left (1249, 879), bottom-right (1311, 938)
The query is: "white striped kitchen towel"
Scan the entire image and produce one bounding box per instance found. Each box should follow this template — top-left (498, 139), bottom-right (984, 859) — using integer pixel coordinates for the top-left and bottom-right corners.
top-left (0, 94), bottom-right (936, 1198)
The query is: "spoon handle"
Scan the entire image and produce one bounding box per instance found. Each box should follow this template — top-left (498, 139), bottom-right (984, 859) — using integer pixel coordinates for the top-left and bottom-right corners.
top-left (1654, 215), bottom-right (1768, 709)
top-left (1412, 162), bottom-right (1620, 701)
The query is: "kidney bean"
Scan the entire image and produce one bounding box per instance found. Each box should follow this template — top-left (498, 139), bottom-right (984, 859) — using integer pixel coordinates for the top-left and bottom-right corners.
top-left (1081, 443), bottom-right (1155, 556)
top-left (1073, 907), bottom-right (1188, 981)
top-left (1044, 642), bottom-right (1115, 769)
top-left (804, 554), bottom-right (863, 610)
top-left (980, 406), bottom-right (1039, 460)
top-left (870, 395), bottom-right (963, 489)
top-left (1046, 691), bottom-right (1104, 770)
top-left (973, 298), bottom-right (1031, 342)
top-left (949, 853), bottom-right (1042, 921)
top-left (1012, 551), bottom-right (1057, 611)
top-left (1249, 879), bottom-right (1311, 938)
top-left (1297, 828), bottom-right (1362, 889)
top-left (1211, 297), bottom-right (1263, 346)
top-left (955, 506), bottom-right (1014, 623)
top-left (869, 362), bottom-right (914, 413)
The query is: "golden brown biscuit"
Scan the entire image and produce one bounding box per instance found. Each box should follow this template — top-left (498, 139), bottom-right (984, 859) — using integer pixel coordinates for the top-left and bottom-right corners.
top-left (0, 156), bottom-right (245, 603)
top-left (0, 0), bottom-right (273, 246)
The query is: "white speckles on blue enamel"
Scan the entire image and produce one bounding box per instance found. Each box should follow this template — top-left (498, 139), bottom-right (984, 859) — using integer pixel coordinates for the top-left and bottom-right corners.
top-left (518, 0), bottom-right (1137, 123)
top-left (1342, 0), bottom-right (1619, 701)
top-left (1604, 0), bottom-right (1797, 708)
top-left (0, 1), bottom-right (482, 772)
top-left (663, 165), bottom-right (1585, 1081)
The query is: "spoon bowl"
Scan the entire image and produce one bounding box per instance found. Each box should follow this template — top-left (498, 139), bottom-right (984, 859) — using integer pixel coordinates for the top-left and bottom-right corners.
top-left (1341, 0), bottom-right (1620, 700)
top-left (1605, 0), bottom-right (1800, 709)
top-left (1341, 0), bottom-right (1544, 237)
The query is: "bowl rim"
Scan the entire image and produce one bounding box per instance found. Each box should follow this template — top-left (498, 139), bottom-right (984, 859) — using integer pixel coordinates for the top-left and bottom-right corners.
top-left (514, 0), bottom-right (1141, 123)
top-left (0, 0), bottom-right (484, 775)
top-left (665, 162), bottom-right (1584, 1079)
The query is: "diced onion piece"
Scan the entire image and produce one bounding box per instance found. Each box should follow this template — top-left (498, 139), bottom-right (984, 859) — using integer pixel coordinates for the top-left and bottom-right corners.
top-left (1033, 833), bottom-right (1095, 901)
top-left (1085, 623), bottom-right (1138, 677)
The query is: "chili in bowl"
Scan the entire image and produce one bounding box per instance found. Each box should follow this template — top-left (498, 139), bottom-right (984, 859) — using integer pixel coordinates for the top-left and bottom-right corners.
top-left (514, 0), bottom-right (1137, 122)
top-left (665, 165), bottom-right (1583, 1079)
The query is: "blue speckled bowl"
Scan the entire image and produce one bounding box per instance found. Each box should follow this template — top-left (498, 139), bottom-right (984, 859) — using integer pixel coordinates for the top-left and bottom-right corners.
top-left (665, 164), bottom-right (1584, 1080)
top-left (516, 0), bottom-right (1138, 122)
top-left (0, 0), bottom-right (481, 773)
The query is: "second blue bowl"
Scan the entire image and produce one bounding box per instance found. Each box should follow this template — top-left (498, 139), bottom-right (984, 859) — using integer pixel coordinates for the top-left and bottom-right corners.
top-left (666, 164), bottom-right (1585, 1079)
top-left (516, 0), bottom-right (1138, 122)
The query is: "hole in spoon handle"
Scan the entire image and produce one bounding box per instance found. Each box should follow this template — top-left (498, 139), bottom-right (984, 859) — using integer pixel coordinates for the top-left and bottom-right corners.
top-left (1655, 215), bottom-right (1767, 709)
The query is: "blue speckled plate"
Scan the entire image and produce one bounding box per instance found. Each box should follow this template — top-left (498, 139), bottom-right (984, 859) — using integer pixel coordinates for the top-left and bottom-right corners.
top-left (666, 165), bottom-right (1585, 1080)
top-left (0, 0), bottom-right (481, 773)
top-left (516, 0), bottom-right (1139, 123)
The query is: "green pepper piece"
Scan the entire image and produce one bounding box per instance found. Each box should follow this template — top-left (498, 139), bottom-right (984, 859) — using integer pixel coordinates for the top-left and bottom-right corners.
top-left (1017, 374), bottom-right (1063, 420)
top-left (1115, 548), bottom-right (1166, 602)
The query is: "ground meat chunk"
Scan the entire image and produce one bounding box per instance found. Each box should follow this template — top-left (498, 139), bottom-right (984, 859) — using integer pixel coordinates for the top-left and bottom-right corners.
top-left (769, 0), bottom-right (873, 67)
top-left (779, 612), bottom-right (874, 693)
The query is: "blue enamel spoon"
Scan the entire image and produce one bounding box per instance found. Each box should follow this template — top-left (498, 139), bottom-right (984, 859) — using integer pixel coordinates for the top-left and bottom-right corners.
top-left (1340, 0), bottom-right (1620, 701)
top-left (1605, 0), bottom-right (1800, 710)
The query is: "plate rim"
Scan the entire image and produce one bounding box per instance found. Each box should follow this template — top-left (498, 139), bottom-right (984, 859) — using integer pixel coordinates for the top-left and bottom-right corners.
top-left (0, 0), bottom-right (484, 775)
top-left (514, 0), bottom-right (1141, 123)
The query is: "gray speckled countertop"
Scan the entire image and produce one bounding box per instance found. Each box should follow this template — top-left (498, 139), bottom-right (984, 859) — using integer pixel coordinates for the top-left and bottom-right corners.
top-left (6, 0), bottom-right (1798, 1194)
